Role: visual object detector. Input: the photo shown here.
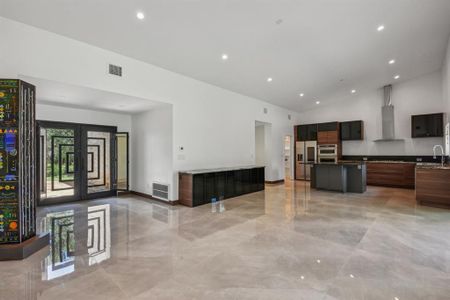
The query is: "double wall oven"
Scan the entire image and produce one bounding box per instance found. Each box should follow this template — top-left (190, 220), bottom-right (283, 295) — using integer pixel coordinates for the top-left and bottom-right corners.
top-left (317, 144), bottom-right (338, 163)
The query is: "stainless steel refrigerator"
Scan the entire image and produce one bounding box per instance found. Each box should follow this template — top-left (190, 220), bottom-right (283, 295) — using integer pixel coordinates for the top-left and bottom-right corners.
top-left (295, 141), bottom-right (317, 180)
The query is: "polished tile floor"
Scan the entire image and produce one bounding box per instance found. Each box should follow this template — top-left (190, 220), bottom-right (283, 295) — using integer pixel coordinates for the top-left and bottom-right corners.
top-left (1, 181), bottom-right (450, 300)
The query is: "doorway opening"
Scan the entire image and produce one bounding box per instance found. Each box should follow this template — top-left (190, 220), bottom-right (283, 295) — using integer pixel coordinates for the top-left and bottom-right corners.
top-left (255, 121), bottom-right (271, 181)
top-left (284, 135), bottom-right (292, 180)
top-left (37, 121), bottom-right (129, 205)
top-left (116, 132), bottom-right (129, 192)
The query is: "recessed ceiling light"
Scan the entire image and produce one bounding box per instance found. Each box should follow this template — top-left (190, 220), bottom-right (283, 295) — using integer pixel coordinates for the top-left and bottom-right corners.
top-left (389, 59), bottom-right (396, 65)
top-left (299, 93), bottom-right (304, 97)
top-left (377, 25), bottom-right (385, 32)
top-left (136, 11), bottom-right (145, 20)
top-left (315, 101), bottom-right (320, 105)
top-left (351, 89), bottom-right (356, 94)
top-left (394, 75), bottom-right (400, 79)
top-left (221, 54), bottom-right (228, 60)
top-left (267, 77), bottom-right (273, 82)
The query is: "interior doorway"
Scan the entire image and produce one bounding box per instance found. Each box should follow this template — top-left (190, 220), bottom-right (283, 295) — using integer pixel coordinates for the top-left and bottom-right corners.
top-left (116, 132), bottom-right (129, 191)
top-left (284, 135), bottom-right (292, 180)
top-left (255, 121), bottom-right (271, 181)
top-left (37, 121), bottom-right (126, 205)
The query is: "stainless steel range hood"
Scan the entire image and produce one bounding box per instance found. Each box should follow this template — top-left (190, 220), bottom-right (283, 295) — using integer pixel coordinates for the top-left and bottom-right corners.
top-left (373, 85), bottom-right (404, 142)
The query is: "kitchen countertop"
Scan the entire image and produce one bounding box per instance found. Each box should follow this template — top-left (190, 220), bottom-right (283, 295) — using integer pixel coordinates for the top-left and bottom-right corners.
top-left (179, 165), bottom-right (265, 174)
top-left (415, 163), bottom-right (450, 170)
top-left (316, 161), bottom-right (365, 166)
top-left (363, 160), bottom-right (416, 164)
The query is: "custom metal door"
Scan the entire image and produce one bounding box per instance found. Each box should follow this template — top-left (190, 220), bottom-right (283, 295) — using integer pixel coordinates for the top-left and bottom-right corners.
top-left (81, 125), bottom-right (116, 200)
top-left (38, 121), bottom-right (117, 205)
top-left (37, 121), bottom-right (81, 205)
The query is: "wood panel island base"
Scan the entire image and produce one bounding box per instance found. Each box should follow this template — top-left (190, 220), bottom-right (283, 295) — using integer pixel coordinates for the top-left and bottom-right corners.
top-left (178, 166), bottom-right (265, 207)
top-left (416, 166), bottom-right (450, 209)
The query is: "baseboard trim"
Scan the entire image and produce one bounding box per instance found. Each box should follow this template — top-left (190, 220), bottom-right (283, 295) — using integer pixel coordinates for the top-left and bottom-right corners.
top-left (130, 190), bottom-right (178, 206)
top-left (265, 179), bottom-right (285, 184)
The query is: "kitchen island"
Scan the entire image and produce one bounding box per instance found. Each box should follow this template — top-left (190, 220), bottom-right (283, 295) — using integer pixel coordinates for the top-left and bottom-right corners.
top-left (178, 166), bottom-right (265, 207)
top-left (311, 162), bottom-right (367, 193)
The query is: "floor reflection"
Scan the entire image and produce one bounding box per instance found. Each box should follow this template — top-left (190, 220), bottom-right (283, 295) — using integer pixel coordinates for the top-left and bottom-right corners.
top-left (87, 204), bottom-right (110, 266)
top-left (2, 183), bottom-right (447, 300)
top-left (41, 210), bottom-right (75, 280)
top-left (40, 204), bottom-right (111, 280)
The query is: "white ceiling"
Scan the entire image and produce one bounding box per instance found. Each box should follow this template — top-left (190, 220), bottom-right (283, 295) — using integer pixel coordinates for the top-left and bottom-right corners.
top-left (2, 0), bottom-right (450, 112)
top-left (21, 76), bottom-right (163, 114)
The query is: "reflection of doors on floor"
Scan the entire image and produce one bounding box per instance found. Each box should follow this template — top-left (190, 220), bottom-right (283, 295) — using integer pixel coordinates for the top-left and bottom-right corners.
top-left (37, 121), bottom-right (128, 205)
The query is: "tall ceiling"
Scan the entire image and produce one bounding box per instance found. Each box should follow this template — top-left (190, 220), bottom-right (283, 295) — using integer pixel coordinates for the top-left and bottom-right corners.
top-left (2, 0), bottom-right (450, 112)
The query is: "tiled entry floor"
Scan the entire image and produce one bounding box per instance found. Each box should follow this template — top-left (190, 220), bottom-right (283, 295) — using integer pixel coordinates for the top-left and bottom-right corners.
top-left (1, 181), bottom-right (450, 300)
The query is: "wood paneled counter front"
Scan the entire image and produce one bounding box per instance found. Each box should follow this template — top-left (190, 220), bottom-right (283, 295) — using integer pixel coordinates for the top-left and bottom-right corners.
top-left (366, 162), bottom-right (415, 189)
top-left (416, 165), bottom-right (450, 209)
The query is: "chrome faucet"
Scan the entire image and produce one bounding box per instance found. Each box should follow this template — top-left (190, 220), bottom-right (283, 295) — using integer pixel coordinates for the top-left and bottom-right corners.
top-left (432, 145), bottom-right (445, 167)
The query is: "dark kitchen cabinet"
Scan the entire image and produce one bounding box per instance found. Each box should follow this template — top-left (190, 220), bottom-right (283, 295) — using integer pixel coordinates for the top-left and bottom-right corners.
top-left (215, 172), bottom-right (226, 200)
top-left (204, 173), bottom-right (216, 203)
top-left (178, 167), bottom-right (265, 207)
top-left (307, 124), bottom-right (318, 140)
top-left (225, 171), bottom-right (235, 198)
top-left (297, 124), bottom-right (318, 141)
top-left (192, 174), bottom-right (205, 207)
top-left (318, 122), bottom-right (338, 132)
top-left (341, 121), bottom-right (364, 141)
top-left (411, 113), bottom-right (444, 138)
top-left (297, 125), bottom-right (308, 141)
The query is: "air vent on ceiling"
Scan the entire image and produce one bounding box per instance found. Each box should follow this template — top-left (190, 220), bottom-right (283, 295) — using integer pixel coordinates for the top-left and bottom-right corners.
top-left (108, 64), bottom-right (122, 77)
top-left (263, 108), bottom-right (268, 114)
top-left (152, 182), bottom-right (169, 200)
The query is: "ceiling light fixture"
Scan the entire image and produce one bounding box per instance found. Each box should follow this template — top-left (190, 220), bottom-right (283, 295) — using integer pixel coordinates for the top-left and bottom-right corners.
top-left (377, 25), bottom-right (385, 32)
top-left (136, 11), bottom-right (145, 20)
top-left (299, 93), bottom-right (304, 97)
top-left (394, 75), bottom-right (400, 79)
top-left (267, 77), bottom-right (273, 82)
top-left (389, 59), bottom-right (396, 65)
top-left (221, 54), bottom-right (228, 60)
top-left (315, 101), bottom-right (320, 105)
top-left (351, 89), bottom-right (356, 94)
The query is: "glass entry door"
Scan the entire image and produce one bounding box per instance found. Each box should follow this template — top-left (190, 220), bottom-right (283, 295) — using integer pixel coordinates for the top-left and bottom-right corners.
top-left (38, 121), bottom-right (117, 205)
top-left (39, 122), bottom-right (80, 204)
top-left (81, 126), bottom-right (116, 200)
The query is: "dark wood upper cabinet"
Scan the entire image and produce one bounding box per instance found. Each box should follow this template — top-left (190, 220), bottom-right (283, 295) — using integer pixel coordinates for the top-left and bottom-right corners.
top-left (341, 120), bottom-right (364, 141)
top-left (297, 124), bottom-right (318, 141)
top-left (411, 113), bottom-right (444, 138)
top-left (318, 122), bottom-right (338, 132)
top-left (307, 124), bottom-right (318, 140)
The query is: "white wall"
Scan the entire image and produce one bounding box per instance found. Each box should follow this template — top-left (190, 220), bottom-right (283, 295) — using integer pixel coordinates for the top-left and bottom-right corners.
top-left (131, 105), bottom-right (173, 198)
top-left (36, 103), bottom-right (132, 132)
top-left (298, 71), bottom-right (444, 156)
top-left (0, 18), bottom-right (299, 200)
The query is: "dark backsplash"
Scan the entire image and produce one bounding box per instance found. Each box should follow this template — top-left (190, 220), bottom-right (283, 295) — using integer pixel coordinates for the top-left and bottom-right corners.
top-left (342, 155), bottom-right (448, 163)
